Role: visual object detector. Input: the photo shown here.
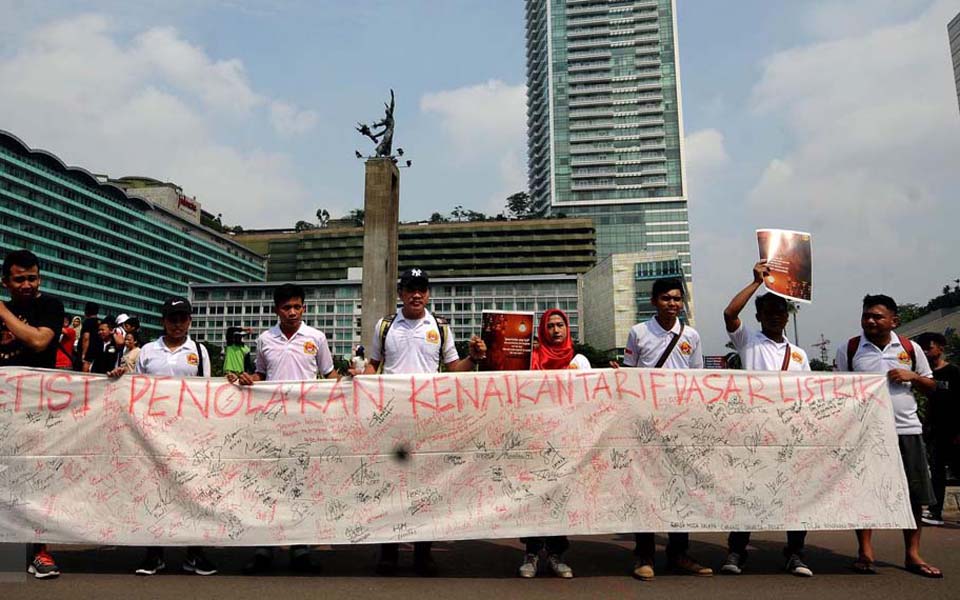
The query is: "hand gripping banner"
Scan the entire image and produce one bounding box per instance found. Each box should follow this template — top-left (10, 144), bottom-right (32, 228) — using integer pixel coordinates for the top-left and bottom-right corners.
top-left (0, 367), bottom-right (914, 545)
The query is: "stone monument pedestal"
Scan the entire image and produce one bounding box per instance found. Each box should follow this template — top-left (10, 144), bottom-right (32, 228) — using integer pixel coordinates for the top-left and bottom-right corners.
top-left (360, 159), bottom-right (399, 349)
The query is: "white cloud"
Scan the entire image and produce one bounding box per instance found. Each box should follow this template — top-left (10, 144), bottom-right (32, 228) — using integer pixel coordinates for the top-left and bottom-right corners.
top-left (420, 80), bottom-right (527, 160)
top-left (269, 101), bottom-right (319, 136)
top-left (685, 128), bottom-right (730, 175)
top-left (0, 14), bottom-right (326, 226)
top-left (420, 80), bottom-right (528, 215)
top-left (742, 0), bottom-right (960, 353)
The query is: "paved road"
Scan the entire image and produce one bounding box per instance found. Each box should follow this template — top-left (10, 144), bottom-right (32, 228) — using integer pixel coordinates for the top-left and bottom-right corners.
top-left (2, 523), bottom-right (958, 600)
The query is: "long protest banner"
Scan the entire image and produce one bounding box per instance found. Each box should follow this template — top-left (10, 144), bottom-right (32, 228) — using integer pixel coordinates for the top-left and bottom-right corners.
top-left (0, 367), bottom-right (913, 546)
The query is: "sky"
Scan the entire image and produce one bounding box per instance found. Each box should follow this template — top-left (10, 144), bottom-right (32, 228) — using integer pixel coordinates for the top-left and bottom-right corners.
top-left (2, 0), bottom-right (959, 358)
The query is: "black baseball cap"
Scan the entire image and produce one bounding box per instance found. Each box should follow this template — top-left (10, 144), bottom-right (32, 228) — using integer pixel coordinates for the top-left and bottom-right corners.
top-left (399, 268), bottom-right (429, 289)
top-left (161, 296), bottom-right (192, 317)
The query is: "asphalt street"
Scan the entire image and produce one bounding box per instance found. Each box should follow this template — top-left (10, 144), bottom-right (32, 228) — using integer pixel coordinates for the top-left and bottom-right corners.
top-left (2, 522), bottom-right (958, 600)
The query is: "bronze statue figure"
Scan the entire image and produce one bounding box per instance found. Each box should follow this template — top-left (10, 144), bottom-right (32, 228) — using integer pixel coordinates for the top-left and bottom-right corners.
top-left (356, 89), bottom-right (395, 157)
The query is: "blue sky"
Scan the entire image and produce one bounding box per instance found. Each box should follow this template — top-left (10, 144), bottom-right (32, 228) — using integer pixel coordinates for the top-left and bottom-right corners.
top-left (2, 0), bottom-right (959, 356)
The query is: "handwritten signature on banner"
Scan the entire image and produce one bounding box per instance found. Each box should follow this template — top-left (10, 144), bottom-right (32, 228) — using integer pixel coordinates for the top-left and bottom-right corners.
top-left (0, 367), bottom-right (914, 545)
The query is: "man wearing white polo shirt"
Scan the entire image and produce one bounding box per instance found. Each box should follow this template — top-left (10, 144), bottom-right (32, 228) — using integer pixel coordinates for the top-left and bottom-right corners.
top-left (620, 277), bottom-right (712, 582)
top-left (719, 261), bottom-right (812, 577)
top-left (109, 296), bottom-right (218, 577)
top-left (229, 282), bottom-right (337, 574)
top-left (836, 294), bottom-right (941, 578)
top-left (362, 268), bottom-right (487, 577)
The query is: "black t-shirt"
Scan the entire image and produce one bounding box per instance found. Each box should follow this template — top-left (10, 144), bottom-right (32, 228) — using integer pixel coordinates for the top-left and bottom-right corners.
top-left (80, 317), bottom-right (99, 356)
top-left (929, 363), bottom-right (960, 440)
top-left (87, 338), bottom-right (119, 374)
top-left (0, 294), bottom-right (65, 368)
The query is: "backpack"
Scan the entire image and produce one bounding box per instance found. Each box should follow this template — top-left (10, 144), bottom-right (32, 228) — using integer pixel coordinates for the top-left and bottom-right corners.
top-left (846, 334), bottom-right (916, 371)
top-left (376, 314), bottom-right (449, 374)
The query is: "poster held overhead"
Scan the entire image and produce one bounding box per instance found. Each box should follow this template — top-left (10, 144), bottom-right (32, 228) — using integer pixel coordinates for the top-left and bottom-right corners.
top-left (756, 229), bottom-right (812, 303)
top-left (480, 310), bottom-right (534, 371)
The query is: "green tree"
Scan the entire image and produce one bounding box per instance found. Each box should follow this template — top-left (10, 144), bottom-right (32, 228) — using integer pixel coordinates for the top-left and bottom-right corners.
top-left (810, 358), bottom-right (832, 372)
top-left (505, 191), bottom-right (533, 219)
top-left (573, 343), bottom-right (613, 368)
top-left (316, 208), bottom-right (330, 228)
top-left (429, 212), bottom-right (448, 224)
top-left (348, 208), bottom-right (365, 227)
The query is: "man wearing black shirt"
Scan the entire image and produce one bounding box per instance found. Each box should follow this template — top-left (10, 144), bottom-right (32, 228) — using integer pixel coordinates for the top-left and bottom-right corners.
top-left (79, 301), bottom-right (99, 372)
top-left (917, 332), bottom-right (960, 526)
top-left (86, 320), bottom-right (119, 374)
top-left (0, 249), bottom-right (64, 579)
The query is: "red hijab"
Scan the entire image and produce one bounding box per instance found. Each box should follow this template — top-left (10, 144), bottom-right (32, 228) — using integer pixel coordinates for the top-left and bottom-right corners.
top-left (531, 308), bottom-right (574, 371)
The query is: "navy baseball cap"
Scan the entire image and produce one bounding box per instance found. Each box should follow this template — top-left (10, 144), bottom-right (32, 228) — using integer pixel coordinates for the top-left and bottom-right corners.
top-left (399, 268), bottom-right (429, 289)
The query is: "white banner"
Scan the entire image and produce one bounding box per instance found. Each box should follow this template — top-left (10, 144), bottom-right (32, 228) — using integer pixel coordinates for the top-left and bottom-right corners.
top-left (0, 367), bottom-right (914, 545)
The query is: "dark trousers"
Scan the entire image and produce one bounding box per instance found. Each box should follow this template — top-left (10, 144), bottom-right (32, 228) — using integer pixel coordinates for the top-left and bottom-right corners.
top-left (380, 541), bottom-right (432, 559)
top-left (633, 532), bottom-right (688, 560)
top-left (727, 531), bottom-right (806, 556)
top-left (521, 536), bottom-right (569, 556)
top-left (928, 438), bottom-right (960, 517)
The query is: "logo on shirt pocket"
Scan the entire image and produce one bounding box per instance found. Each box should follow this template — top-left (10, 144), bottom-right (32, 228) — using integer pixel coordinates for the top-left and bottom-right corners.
top-left (791, 351), bottom-right (803, 363)
top-left (303, 341), bottom-right (318, 355)
top-left (897, 351), bottom-right (910, 365)
top-left (678, 341), bottom-right (692, 356)
top-left (186, 353), bottom-right (199, 366)
top-left (425, 330), bottom-right (440, 345)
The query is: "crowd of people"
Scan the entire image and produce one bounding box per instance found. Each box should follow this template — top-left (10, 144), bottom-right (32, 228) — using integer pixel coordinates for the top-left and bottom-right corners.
top-left (1, 248), bottom-right (955, 581)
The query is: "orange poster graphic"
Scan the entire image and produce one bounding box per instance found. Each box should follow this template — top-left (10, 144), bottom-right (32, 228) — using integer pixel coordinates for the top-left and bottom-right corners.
top-left (757, 229), bottom-right (813, 303)
top-left (480, 310), bottom-right (534, 372)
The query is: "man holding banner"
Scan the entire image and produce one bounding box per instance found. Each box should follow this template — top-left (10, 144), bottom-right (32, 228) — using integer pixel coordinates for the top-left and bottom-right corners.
top-left (1, 249), bottom-right (64, 579)
top-left (229, 283), bottom-right (337, 575)
top-left (835, 294), bottom-right (941, 578)
top-left (620, 278), bottom-right (712, 581)
top-left (720, 261), bottom-right (812, 577)
top-left (362, 268), bottom-right (486, 577)
top-left (109, 296), bottom-right (218, 577)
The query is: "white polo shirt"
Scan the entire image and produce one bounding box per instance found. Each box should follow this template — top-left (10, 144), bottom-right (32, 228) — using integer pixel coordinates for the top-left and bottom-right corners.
top-left (834, 331), bottom-right (932, 435)
top-left (370, 308), bottom-right (458, 374)
top-left (623, 318), bottom-right (703, 369)
top-left (728, 323), bottom-right (810, 372)
top-left (136, 336), bottom-right (210, 377)
top-left (569, 354), bottom-right (592, 370)
top-left (254, 323), bottom-right (334, 381)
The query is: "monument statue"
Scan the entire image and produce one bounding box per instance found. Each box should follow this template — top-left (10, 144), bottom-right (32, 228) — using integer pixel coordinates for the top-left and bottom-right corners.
top-left (356, 89), bottom-right (395, 157)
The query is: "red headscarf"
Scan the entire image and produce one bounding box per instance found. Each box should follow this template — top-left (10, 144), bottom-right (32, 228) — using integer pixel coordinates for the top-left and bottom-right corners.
top-left (530, 308), bottom-right (574, 371)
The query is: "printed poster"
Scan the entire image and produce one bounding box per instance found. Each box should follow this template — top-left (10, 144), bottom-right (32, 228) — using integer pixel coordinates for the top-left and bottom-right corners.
top-left (757, 229), bottom-right (812, 303)
top-left (480, 310), bottom-right (534, 371)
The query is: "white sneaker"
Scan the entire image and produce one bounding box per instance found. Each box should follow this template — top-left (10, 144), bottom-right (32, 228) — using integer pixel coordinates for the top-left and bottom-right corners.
top-left (921, 510), bottom-right (944, 526)
top-left (720, 551), bottom-right (744, 575)
top-left (547, 554), bottom-right (573, 579)
top-left (785, 554), bottom-right (813, 577)
top-left (518, 553), bottom-right (539, 578)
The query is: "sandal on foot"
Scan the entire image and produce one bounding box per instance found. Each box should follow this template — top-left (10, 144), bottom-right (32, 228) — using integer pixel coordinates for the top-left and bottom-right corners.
top-left (850, 559), bottom-right (877, 575)
top-left (905, 563), bottom-right (943, 579)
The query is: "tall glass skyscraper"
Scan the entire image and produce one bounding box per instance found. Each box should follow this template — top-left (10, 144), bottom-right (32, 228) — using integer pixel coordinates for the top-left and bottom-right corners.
top-left (525, 0), bottom-right (691, 276)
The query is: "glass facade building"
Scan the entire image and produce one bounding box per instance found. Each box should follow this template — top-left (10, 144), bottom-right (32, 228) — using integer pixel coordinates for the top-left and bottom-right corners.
top-left (190, 276), bottom-right (581, 360)
top-left (0, 130), bottom-right (266, 332)
top-left (525, 0), bottom-right (692, 277)
top-left (950, 12), bottom-right (960, 113)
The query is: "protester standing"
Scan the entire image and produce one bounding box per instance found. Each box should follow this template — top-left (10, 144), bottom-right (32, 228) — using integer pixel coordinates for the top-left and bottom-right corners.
top-left (618, 277), bottom-right (712, 581)
top-left (836, 294), bottom-right (941, 578)
top-left (108, 297), bottom-right (218, 577)
top-left (55, 315), bottom-right (78, 371)
top-left (0, 249), bottom-right (64, 579)
top-left (361, 268), bottom-right (487, 577)
top-left (915, 332), bottom-right (960, 527)
top-left (79, 302), bottom-right (98, 371)
top-left (86, 320), bottom-right (118, 374)
top-left (229, 283), bottom-right (336, 575)
top-left (517, 308), bottom-right (585, 579)
top-left (719, 261), bottom-right (813, 577)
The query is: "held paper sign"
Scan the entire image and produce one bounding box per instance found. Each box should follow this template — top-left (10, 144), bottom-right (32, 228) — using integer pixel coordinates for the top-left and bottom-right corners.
top-left (0, 367), bottom-right (913, 545)
top-left (480, 310), bottom-right (534, 372)
top-left (757, 229), bottom-right (813, 303)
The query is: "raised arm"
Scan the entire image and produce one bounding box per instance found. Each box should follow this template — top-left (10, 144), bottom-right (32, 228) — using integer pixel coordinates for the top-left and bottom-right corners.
top-left (723, 261), bottom-right (769, 333)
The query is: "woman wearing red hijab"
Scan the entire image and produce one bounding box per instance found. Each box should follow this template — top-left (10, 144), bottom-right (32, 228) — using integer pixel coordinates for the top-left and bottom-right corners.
top-left (518, 309), bottom-right (589, 579)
